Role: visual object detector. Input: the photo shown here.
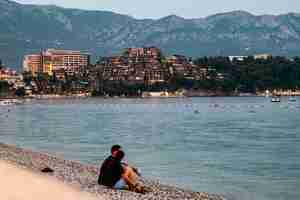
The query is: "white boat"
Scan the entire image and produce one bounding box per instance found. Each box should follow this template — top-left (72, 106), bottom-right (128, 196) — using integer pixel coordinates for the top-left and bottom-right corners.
top-left (0, 100), bottom-right (13, 106)
top-left (0, 99), bottom-right (23, 106)
top-left (271, 96), bottom-right (281, 103)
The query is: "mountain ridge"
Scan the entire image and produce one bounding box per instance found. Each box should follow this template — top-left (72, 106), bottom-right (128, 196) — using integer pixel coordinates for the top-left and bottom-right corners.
top-left (1, 0), bottom-right (300, 69)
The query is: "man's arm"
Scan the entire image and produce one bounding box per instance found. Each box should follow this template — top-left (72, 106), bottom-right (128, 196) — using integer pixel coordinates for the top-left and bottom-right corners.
top-left (121, 162), bottom-right (141, 176)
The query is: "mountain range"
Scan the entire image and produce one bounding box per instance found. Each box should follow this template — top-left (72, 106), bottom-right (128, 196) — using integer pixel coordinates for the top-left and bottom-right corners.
top-left (1, 0), bottom-right (300, 69)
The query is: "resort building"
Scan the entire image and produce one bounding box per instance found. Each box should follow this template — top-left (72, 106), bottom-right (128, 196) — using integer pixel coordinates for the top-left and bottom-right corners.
top-left (23, 49), bottom-right (90, 76)
top-left (45, 49), bottom-right (90, 75)
top-left (0, 67), bottom-right (21, 84)
top-left (23, 54), bottom-right (42, 75)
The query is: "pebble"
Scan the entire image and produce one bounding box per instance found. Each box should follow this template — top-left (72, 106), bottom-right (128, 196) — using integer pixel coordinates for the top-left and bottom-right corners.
top-left (0, 143), bottom-right (224, 200)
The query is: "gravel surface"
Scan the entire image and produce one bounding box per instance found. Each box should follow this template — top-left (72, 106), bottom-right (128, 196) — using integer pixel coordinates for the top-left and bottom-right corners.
top-left (0, 143), bottom-right (225, 200)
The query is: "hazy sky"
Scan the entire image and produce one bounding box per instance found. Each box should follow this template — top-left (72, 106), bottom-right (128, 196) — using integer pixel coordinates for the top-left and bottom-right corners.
top-left (15, 0), bottom-right (300, 19)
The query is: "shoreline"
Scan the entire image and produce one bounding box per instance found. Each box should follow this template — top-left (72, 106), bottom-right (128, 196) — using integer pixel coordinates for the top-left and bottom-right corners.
top-left (0, 160), bottom-right (100, 200)
top-left (2, 91), bottom-right (300, 100)
top-left (0, 142), bottom-right (224, 200)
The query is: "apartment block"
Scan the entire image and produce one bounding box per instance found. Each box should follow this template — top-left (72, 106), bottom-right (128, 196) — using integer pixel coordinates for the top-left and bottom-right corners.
top-left (23, 49), bottom-right (90, 76)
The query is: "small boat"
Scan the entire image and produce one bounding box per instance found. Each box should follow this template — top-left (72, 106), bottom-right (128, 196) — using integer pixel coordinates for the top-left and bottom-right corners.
top-left (288, 96), bottom-right (297, 102)
top-left (271, 96), bottom-right (281, 103)
top-left (0, 99), bottom-right (23, 106)
top-left (0, 100), bottom-right (13, 106)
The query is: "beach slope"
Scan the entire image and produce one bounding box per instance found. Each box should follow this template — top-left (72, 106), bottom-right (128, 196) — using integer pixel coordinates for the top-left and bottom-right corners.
top-left (0, 143), bottom-right (224, 200)
top-left (0, 160), bottom-right (100, 200)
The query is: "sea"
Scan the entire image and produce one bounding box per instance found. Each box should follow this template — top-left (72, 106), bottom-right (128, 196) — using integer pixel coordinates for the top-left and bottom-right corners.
top-left (0, 97), bottom-right (299, 200)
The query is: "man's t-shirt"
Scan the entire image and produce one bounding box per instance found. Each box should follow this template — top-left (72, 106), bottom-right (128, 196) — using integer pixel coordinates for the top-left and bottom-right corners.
top-left (98, 156), bottom-right (124, 187)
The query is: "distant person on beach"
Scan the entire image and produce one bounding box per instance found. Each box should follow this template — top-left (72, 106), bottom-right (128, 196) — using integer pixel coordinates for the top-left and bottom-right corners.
top-left (102, 144), bottom-right (141, 175)
top-left (108, 144), bottom-right (121, 159)
top-left (98, 145), bottom-right (146, 193)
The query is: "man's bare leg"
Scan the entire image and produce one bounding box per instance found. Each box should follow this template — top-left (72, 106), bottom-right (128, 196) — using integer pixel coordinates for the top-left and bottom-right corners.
top-left (122, 166), bottom-right (139, 188)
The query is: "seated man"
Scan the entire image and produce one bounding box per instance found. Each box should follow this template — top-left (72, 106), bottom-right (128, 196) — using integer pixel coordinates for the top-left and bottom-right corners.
top-left (98, 149), bottom-right (146, 193)
top-left (100, 144), bottom-right (141, 177)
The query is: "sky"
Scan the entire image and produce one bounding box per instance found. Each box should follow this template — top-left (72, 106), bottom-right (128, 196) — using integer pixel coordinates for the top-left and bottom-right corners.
top-left (14, 0), bottom-right (300, 19)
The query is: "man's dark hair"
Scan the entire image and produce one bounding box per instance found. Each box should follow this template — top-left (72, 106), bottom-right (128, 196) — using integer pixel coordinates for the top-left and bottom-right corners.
top-left (115, 150), bottom-right (125, 161)
top-left (111, 144), bottom-right (121, 154)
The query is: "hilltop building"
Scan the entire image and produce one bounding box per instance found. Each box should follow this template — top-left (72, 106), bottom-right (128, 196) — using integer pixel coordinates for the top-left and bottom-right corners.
top-left (23, 49), bottom-right (90, 77)
top-left (98, 47), bottom-right (166, 84)
top-left (123, 47), bottom-right (162, 64)
top-left (254, 54), bottom-right (272, 60)
top-left (228, 54), bottom-right (272, 62)
top-left (96, 47), bottom-right (215, 87)
top-left (166, 54), bottom-right (193, 75)
top-left (228, 56), bottom-right (248, 62)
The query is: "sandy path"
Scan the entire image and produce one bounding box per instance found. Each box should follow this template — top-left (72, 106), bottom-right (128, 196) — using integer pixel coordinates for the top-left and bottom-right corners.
top-left (0, 161), bottom-right (102, 200)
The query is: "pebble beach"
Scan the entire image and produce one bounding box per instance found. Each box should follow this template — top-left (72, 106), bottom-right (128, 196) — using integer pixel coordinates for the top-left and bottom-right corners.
top-left (0, 142), bottom-right (224, 200)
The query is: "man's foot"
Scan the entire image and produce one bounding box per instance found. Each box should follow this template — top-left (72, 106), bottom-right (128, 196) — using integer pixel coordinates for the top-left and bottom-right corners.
top-left (134, 185), bottom-right (145, 194)
top-left (131, 183), bottom-right (152, 194)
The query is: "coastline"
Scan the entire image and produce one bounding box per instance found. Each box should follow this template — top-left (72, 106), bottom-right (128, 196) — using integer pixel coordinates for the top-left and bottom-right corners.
top-left (2, 89), bottom-right (300, 101)
top-left (0, 160), bottom-right (100, 200)
top-left (0, 142), bottom-right (224, 200)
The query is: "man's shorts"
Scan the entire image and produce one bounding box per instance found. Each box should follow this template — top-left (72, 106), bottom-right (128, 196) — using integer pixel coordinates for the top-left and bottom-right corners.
top-left (114, 178), bottom-right (127, 189)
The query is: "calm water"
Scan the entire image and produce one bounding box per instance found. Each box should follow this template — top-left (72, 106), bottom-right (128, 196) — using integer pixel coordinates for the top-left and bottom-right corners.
top-left (0, 97), bottom-right (300, 200)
